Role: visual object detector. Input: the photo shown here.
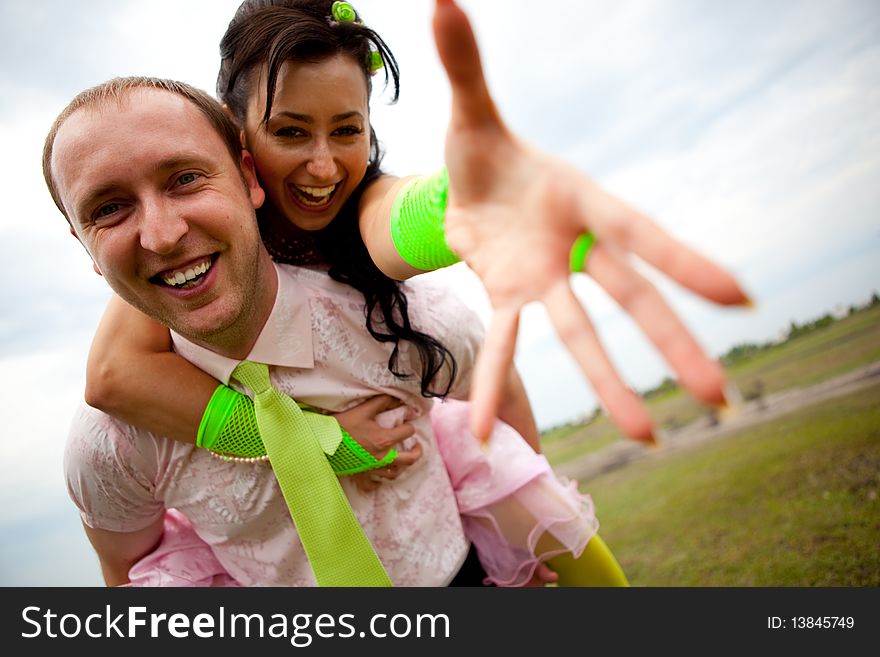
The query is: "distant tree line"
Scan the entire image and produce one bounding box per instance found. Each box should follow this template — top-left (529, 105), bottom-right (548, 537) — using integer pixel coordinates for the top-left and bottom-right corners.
top-left (647, 291), bottom-right (880, 391)
top-left (541, 291), bottom-right (879, 435)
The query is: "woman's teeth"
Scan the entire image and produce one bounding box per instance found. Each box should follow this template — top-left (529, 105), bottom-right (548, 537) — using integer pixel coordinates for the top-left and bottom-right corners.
top-left (162, 260), bottom-right (212, 288)
top-left (293, 183), bottom-right (336, 206)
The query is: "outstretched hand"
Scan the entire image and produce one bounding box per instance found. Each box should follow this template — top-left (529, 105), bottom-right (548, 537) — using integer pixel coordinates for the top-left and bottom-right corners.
top-left (432, 0), bottom-right (749, 442)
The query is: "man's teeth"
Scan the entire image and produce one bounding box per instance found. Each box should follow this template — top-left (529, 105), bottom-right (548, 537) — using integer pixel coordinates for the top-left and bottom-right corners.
top-left (162, 260), bottom-right (212, 287)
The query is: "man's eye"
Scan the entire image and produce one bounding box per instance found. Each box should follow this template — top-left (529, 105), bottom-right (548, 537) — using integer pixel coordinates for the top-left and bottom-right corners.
top-left (177, 172), bottom-right (200, 185)
top-left (96, 203), bottom-right (120, 217)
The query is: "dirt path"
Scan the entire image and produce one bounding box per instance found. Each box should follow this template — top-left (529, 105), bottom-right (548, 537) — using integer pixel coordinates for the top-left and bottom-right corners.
top-left (554, 361), bottom-right (880, 482)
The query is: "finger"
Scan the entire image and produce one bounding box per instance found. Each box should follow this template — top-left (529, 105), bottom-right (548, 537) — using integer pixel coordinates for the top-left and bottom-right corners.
top-left (432, 0), bottom-right (501, 129)
top-left (369, 465), bottom-right (397, 481)
top-left (534, 562), bottom-right (559, 585)
top-left (370, 422), bottom-right (416, 452)
top-left (587, 245), bottom-right (727, 405)
top-left (574, 184), bottom-right (749, 306)
top-left (543, 279), bottom-right (655, 442)
top-left (367, 444), bottom-right (423, 479)
top-left (384, 422), bottom-right (416, 444)
top-left (469, 306), bottom-right (520, 442)
top-left (352, 473), bottom-right (379, 493)
top-left (391, 442), bottom-right (423, 466)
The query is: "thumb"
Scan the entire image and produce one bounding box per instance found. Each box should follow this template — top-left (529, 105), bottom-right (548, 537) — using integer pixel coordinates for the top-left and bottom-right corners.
top-left (432, 0), bottom-right (500, 129)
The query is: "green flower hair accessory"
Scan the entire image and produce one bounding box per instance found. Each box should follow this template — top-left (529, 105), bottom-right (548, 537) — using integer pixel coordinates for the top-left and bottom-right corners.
top-left (331, 1), bottom-right (358, 23)
top-left (369, 51), bottom-right (384, 74)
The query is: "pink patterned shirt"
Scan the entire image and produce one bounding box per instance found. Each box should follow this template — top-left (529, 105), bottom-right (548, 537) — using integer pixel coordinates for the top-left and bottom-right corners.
top-left (65, 263), bottom-right (481, 586)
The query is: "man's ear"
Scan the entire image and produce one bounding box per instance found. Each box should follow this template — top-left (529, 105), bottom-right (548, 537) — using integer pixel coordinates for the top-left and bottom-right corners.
top-left (240, 149), bottom-right (265, 210)
top-left (69, 224), bottom-right (102, 277)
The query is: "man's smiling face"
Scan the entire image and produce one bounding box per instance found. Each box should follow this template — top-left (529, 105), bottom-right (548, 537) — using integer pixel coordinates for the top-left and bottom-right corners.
top-left (51, 88), bottom-right (269, 347)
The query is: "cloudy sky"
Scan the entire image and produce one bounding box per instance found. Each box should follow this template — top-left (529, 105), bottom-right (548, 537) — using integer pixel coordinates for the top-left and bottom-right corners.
top-left (1, 0), bottom-right (878, 586)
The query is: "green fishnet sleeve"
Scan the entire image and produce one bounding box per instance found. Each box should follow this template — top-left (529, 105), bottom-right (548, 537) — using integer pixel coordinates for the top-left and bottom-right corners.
top-left (389, 168), bottom-right (460, 271)
top-left (197, 384), bottom-right (265, 457)
top-left (328, 432), bottom-right (397, 475)
top-left (197, 384), bottom-right (397, 474)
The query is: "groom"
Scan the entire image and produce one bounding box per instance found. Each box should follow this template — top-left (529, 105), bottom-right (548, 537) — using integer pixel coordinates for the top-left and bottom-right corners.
top-left (45, 78), bottom-right (483, 585)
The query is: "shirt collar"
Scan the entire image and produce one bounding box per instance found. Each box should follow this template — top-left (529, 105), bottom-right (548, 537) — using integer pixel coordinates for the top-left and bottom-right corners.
top-left (170, 262), bottom-right (315, 384)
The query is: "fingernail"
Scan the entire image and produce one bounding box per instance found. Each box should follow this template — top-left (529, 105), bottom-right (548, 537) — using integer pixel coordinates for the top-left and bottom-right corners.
top-left (740, 294), bottom-right (756, 310)
top-left (712, 380), bottom-right (740, 409)
top-left (718, 381), bottom-right (743, 421)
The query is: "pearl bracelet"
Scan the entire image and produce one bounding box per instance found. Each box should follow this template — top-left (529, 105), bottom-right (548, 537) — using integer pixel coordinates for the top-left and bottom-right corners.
top-left (208, 450), bottom-right (271, 464)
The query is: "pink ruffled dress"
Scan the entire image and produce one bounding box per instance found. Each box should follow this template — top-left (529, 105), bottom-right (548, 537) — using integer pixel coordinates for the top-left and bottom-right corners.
top-left (127, 508), bottom-right (239, 587)
top-left (128, 399), bottom-right (598, 587)
top-left (432, 399), bottom-right (598, 586)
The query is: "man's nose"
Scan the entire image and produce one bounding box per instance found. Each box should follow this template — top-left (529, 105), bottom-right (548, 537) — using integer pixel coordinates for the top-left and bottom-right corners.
top-left (138, 198), bottom-right (188, 254)
top-left (305, 140), bottom-right (338, 180)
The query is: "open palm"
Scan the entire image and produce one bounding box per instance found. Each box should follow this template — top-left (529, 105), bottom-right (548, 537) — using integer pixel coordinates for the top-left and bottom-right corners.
top-left (433, 0), bottom-right (749, 442)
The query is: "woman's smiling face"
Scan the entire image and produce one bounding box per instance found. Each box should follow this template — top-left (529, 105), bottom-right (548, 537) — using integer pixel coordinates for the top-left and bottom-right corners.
top-left (243, 54), bottom-right (371, 232)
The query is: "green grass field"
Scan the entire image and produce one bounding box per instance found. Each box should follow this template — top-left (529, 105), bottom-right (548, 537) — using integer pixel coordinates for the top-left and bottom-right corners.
top-left (543, 305), bottom-right (880, 467)
top-left (588, 382), bottom-right (880, 586)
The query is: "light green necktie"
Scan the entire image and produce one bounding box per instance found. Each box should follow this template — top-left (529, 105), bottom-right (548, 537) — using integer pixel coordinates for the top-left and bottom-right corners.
top-left (232, 360), bottom-right (392, 587)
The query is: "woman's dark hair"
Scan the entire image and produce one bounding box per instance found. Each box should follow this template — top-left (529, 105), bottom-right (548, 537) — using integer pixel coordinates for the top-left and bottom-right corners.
top-left (218, 0), bottom-right (456, 397)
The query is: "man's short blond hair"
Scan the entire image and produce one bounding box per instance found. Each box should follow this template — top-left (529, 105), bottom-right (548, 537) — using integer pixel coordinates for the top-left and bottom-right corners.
top-left (43, 77), bottom-right (243, 224)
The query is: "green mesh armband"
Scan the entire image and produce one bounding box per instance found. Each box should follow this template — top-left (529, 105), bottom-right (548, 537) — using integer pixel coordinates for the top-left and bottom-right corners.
top-left (389, 168), bottom-right (460, 271)
top-left (569, 232), bottom-right (596, 272)
top-left (198, 385), bottom-right (397, 473)
top-left (302, 409), bottom-right (397, 475)
top-left (327, 430), bottom-right (397, 475)
top-left (197, 384), bottom-right (266, 458)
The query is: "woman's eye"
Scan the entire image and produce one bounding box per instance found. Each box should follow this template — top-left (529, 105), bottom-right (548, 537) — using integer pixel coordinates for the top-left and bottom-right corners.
top-left (334, 126), bottom-right (363, 137)
top-left (274, 127), bottom-right (305, 138)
